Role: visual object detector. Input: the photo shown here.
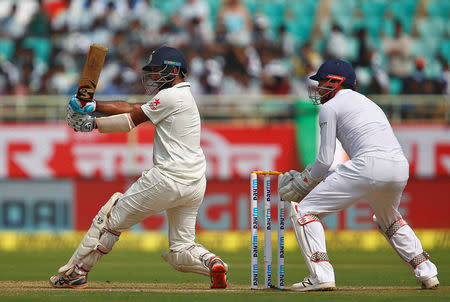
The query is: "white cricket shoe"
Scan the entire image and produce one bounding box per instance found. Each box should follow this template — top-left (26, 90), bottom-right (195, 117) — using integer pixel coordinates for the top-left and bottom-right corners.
top-left (291, 276), bottom-right (336, 292)
top-left (421, 276), bottom-right (439, 289)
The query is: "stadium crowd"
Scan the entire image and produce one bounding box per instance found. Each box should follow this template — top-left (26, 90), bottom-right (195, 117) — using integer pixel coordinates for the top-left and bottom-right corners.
top-left (0, 0), bottom-right (448, 97)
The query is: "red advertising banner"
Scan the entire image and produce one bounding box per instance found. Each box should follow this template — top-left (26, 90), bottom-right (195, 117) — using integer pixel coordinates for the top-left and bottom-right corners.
top-left (1, 123), bottom-right (449, 231)
top-left (1, 123), bottom-right (449, 179)
top-left (0, 176), bottom-right (447, 231)
top-left (394, 124), bottom-right (450, 178)
top-left (73, 177), bottom-right (450, 231)
top-left (0, 122), bottom-right (299, 180)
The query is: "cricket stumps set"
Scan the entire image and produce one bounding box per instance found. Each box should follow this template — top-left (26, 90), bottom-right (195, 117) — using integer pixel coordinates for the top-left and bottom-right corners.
top-left (250, 170), bottom-right (285, 289)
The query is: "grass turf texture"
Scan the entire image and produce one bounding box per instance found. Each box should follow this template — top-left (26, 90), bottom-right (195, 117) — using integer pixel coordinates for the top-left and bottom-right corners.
top-left (0, 249), bottom-right (448, 301)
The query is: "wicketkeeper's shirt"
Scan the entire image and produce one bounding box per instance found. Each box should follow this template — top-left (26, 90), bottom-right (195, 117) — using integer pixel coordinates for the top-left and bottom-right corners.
top-left (141, 82), bottom-right (206, 185)
top-left (311, 89), bottom-right (406, 180)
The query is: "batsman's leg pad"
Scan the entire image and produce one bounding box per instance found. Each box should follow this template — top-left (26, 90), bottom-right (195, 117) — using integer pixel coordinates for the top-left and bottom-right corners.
top-left (162, 244), bottom-right (224, 276)
top-left (58, 192), bottom-right (123, 275)
top-left (77, 227), bottom-right (122, 273)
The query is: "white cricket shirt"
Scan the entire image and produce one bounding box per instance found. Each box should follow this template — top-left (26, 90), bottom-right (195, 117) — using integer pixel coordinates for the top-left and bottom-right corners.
top-left (310, 89), bottom-right (406, 180)
top-left (141, 82), bottom-right (206, 184)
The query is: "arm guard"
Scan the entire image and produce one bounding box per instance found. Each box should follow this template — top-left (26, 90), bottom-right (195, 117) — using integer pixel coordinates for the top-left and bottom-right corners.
top-left (96, 113), bottom-right (136, 133)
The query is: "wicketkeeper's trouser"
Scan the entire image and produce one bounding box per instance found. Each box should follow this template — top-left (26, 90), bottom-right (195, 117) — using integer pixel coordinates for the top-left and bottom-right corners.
top-left (295, 156), bottom-right (438, 283)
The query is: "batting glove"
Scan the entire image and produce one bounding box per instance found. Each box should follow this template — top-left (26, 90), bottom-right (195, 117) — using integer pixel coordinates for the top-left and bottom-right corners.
top-left (66, 104), bottom-right (96, 132)
top-left (69, 95), bottom-right (96, 114)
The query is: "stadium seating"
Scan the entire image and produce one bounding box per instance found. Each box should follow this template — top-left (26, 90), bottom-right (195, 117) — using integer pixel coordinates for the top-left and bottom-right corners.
top-left (389, 77), bottom-right (403, 95)
top-left (441, 39), bottom-right (450, 62)
top-left (426, 0), bottom-right (450, 20)
top-left (1, 0), bottom-right (447, 95)
top-left (22, 37), bottom-right (51, 64)
top-left (0, 39), bottom-right (14, 61)
top-left (153, 0), bottom-right (184, 17)
top-left (417, 18), bottom-right (446, 40)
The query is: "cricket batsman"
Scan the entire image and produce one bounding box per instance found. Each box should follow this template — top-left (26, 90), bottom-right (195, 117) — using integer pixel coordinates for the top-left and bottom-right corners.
top-left (278, 59), bottom-right (439, 291)
top-left (49, 46), bottom-right (228, 289)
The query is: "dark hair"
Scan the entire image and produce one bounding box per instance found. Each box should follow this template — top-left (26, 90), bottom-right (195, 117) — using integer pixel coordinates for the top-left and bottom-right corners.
top-left (341, 83), bottom-right (355, 90)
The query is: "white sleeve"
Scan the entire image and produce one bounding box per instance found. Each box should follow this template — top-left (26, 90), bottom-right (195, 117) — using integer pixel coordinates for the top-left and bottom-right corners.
top-left (310, 105), bottom-right (337, 180)
top-left (140, 93), bottom-right (178, 125)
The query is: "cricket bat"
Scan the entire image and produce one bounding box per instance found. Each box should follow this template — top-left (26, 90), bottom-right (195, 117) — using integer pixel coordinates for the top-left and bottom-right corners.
top-left (76, 44), bottom-right (108, 106)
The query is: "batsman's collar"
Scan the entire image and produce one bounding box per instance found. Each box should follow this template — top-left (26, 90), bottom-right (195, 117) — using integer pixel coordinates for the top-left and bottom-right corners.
top-left (173, 82), bottom-right (190, 88)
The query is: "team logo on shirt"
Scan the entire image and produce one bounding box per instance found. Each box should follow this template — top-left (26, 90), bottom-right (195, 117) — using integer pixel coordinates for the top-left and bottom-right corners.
top-left (319, 122), bottom-right (327, 128)
top-left (149, 98), bottom-right (160, 110)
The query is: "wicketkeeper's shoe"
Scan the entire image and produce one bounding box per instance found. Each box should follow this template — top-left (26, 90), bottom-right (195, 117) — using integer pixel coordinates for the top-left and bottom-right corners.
top-left (421, 276), bottom-right (439, 289)
top-left (49, 269), bottom-right (88, 289)
top-left (291, 276), bottom-right (335, 292)
top-left (209, 256), bottom-right (228, 289)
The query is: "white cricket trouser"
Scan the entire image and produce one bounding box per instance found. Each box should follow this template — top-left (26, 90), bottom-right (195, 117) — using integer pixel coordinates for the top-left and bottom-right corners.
top-left (298, 156), bottom-right (437, 283)
top-left (108, 167), bottom-right (207, 251)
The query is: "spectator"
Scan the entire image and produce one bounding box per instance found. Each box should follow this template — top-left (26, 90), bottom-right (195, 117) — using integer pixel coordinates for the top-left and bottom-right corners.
top-left (251, 12), bottom-right (271, 49)
top-left (367, 50), bottom-right (389, 94)
top-left (0, 3), bottom-right (25, 39)
top-left (299, 42), bottom-right (323, 73)
top-left (276, 24), bottom-right (297, 58)
top-left (403, 56), bottom-right (426, 94)
top-left (186, 16), bottom-right (208, 50)
top-left (172, 0), bottom-right (214, 46)
top-left (102, 73), bottom-right (132, 95)
top-left (103, 1), bottom-right (129, 31)
top-left (0, 0), bottom-right (447, 98)
top-left (217, 0), bottom-right (252, 47)
top-left (47, 61), bottom-right (78, 94)
top-left (126, 19), bottom-right (146, 48)
top-left (136, 0), bottom-right (165, 47)
top-left (7, 42), bottom-right (34, 93)
top-left (260, 47), bottom-right (290, 95)
top-left (42, 0), bottom-right (68, 21)
top-left (383, 20), bottom-right (412, 82)
top-left (52, 0), bottom-right (95, 32)
top-left (221, 45), bottom-right (260, 95)
top-left (354, 28), bottom-right (371, 68)
top-left (437, 60), bottom-right (449, 95)
top-left (325, 23), bottom-right (348, 60)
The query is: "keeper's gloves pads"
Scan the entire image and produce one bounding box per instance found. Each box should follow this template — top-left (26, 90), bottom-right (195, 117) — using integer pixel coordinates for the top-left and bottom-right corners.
top-left (279, 166), bottom-right (320, 202)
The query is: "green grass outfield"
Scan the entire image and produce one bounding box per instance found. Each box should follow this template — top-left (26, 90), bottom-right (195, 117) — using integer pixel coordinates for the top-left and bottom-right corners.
top-left (0, 248), bottom-right (448, 301)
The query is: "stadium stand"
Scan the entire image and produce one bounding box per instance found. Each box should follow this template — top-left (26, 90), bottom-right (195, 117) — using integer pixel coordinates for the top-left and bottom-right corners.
top-left (0, 0), bottom-right (448, 97)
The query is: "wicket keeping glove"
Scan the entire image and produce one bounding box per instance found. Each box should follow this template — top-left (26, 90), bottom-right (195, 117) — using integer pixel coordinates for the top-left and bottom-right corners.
top-left (69, 95), bottom-right (96, 114)
top-left (279, 166), bottom-right (319, 202)
top-left (66, 104), bottom-right (96, 132)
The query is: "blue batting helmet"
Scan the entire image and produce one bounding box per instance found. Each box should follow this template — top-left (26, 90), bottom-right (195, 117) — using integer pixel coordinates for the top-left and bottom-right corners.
top-left (141, 46), bottom-right (188, 95)
top-left (142, 46), bottom-right (188, 74)
top-left (310, 59), bottom-right (356, 88)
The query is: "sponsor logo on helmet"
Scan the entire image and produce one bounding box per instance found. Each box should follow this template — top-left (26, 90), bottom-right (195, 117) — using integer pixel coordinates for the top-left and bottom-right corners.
top-left (164, 60), bottom-right (182, 67)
